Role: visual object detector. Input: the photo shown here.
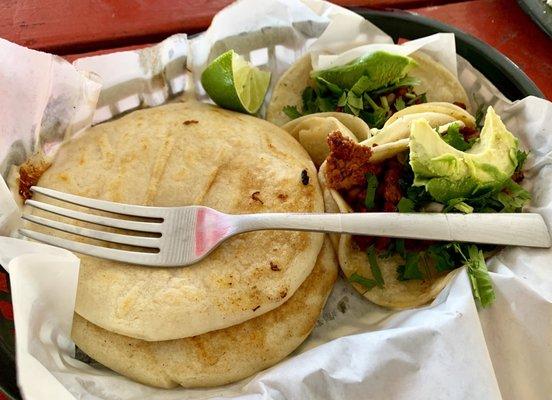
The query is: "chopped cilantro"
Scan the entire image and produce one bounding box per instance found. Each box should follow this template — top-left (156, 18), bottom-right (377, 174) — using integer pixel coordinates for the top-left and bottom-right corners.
top-left (395, 239), bottom-right (406, 259)
top-left (379, 241), bottom-right (396, 259)
top-left (283, 72), bottom-right (426, 128)
top-left (351, 76), bottom-right (373, 95)
top-left (397, 252), bottom-right (424, 281)
top-left (363, 93), bottom-right (380, 110)
top-left (427, 244), bottom-right (456, 272)
top-left (464, 245), bottom-right (496, 307)
top-left (337, 92), bottom-right (347, 107)
top-left (515, 149), bottom-right (528, 171)
top-left (406, 92), bottom-right (427, 106)
top-left (395, 97), bottom-right (406, 111)
top-left (314, 76), bottom-right (343, 95)
top-left (475, 103), bottom-right (486, 130)
top-left (443, 179), bottom-right (530, 214)
top-left (349, 272), bottom-right (378, 289)
top-left (445, 198), bottom-right (474, 213)
top-left (380, 95), bottom-right (389, 111)
top-left (442, 123), bottom-right (473, 151)
top-left (370, 76), bottom-right (421, 96)
top-left (367, 246), bottom-right (384, 287)
top-left (301, 87), bottom-right (318, 115)
top-left (347, 91), bottom-right (363, 112)
top-left (497, 179), bottom-right (531, 212)
top-left (316, 96), bottom-right (337, 112)
top-left (360, 108), bottom-right (388, 129)
top-left (453, 201), bottom-right (473, 213)
top-left (397, 197), bottom-right (415, 213)
top-left (364, 173), bottom-right (378, 209)
top-left (406, 185), bottom-right (433, 208)
top-left (282, 105), bottom-right (302, 119)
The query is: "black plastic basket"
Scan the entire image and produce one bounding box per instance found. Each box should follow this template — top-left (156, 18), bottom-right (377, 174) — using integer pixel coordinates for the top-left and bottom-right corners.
top-left (356, 9), bottom-right (544, 100)
top-left (0, 8), bottom-right (545, 400)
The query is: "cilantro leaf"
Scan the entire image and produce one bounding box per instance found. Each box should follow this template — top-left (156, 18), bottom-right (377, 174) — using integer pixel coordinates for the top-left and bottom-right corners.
top-left (345, 104), bottom-right (360, 116)
top-left (379, 241), bottom-right (396, 259)
top-left (453, 201), bottom-right (473, 213)
top-left (445, 198), bottom-right (474, 213)
top-left (397, 197), bottom-right (415, 213)
top-left (337, 92), bottom-right (347, 107)
top-left (293, 72), bottom-right (426, 128)
top-left (394, 97), bottom-right (406, 111)
top-left (364, 173), bottom-right (378, 209)
top-left (515, 149), bottom-right (528, 171)
top-left (316, 96), bottom-right (337, 112)
top-left (395, 239), bottom-right (406, 259)
top-left (427, 244), bottom-right (456, 272)
top-left (370, 76), bottom-right (421, 96)
top-left (347, 91), bottom-right (363, 110)
top-left (380, 95), bottom-right (389, 111)
top-left (349, 272), bottom-right (378, 289)
top-left (497, 179), bottom-right (531, 212)
top-left (406, 92), bottom-right (427, 105)
top-left (442, 123), bottom-right (472, 151)
top-left (315, 76), bottom-right (343, 96)
top-left (301, 86), bottom-right (318, 114)
top-left (397, 252), bottom-right (424, 281)
top-left (282, 105), bottom-right (302, 119)
top-left (360, 108), bottom-right (388, 129)
top-left (465, 245), bottom-right (495, 307)
top-left (475, 103), bottom-right (486, 130)
top-left (351, 76), bottom-right (373, 96)
top-left (406, 185), bottom-right (433, 208)
top-left (363, 93), bottom-right (380, 110)
top-left (367, 245), bottom-right (384, 287)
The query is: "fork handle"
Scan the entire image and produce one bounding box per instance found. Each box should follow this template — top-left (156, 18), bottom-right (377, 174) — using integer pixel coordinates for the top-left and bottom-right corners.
top-left (231, 212), bottom-right (551, 248)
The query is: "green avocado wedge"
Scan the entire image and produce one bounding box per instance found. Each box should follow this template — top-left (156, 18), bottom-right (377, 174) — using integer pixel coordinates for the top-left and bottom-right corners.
top-left (409, 106), bottom-right (519, 202)
top-left (310, 51), bottom-right (416, 92)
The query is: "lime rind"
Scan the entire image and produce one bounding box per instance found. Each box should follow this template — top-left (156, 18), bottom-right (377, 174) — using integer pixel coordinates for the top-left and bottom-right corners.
top-left (201, 50), bottom-right (271, 114)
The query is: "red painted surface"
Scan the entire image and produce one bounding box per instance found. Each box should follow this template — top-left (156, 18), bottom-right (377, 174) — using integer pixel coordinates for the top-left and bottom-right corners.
top-left (0, 0), bottom-right (460, 54)
top-left (63, 2), bottom-right (552, 99)
top-left (1, 0), bottom-right (549, 97)
top-left (0, 0), bottom-right (234, 54)
top-left (412, 0), bottom-right (552, 99)
top-left (0, 301), bottom-right (13, 321)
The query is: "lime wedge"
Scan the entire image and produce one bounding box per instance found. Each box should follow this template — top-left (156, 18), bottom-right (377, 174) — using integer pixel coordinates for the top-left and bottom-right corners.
top-left (201, 50), bottom-right (271, 114)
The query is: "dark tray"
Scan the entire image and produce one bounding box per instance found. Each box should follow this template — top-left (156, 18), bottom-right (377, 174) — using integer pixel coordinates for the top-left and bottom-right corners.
top-left (517, 0), bottom-right (552, 39)
top-left (0, 8), bottom-right (544, 400)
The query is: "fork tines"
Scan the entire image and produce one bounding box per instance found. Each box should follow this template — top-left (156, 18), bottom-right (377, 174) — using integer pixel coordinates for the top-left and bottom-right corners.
top-left (20, 186), bottom-right (165, 264)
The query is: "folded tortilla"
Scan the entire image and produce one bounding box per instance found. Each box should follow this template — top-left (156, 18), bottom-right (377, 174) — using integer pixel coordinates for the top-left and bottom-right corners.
top-left (314, 106), bottom-right (471, 309)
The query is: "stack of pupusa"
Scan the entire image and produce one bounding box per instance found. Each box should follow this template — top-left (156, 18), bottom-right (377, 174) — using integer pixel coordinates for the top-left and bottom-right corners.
top-left (28, 98), bottom-right (337, 388)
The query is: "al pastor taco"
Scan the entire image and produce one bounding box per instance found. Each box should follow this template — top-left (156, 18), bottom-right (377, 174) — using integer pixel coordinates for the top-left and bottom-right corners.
top-left (318, 105), bottom-right (529, 308)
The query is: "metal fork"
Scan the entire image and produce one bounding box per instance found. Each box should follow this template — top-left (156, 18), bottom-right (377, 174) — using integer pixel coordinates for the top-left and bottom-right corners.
top-left (19, 186), bottom-right (551, 267)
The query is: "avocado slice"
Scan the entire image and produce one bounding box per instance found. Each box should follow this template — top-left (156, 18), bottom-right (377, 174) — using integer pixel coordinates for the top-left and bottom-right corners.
top-left (310, 51), bottom-right (416, 92)
top-left (409, 106), bottom-right (519, 202)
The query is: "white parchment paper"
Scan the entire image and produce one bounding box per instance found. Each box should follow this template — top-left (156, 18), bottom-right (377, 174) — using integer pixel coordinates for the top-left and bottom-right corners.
top-left (0, 0), bottom-right (551, 399)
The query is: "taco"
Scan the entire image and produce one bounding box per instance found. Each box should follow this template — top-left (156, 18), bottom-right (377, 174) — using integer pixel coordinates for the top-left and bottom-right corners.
top-left (266, 49), bottom-right (470, 128)
top-left (319, 104), bottom-right (529, 309)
